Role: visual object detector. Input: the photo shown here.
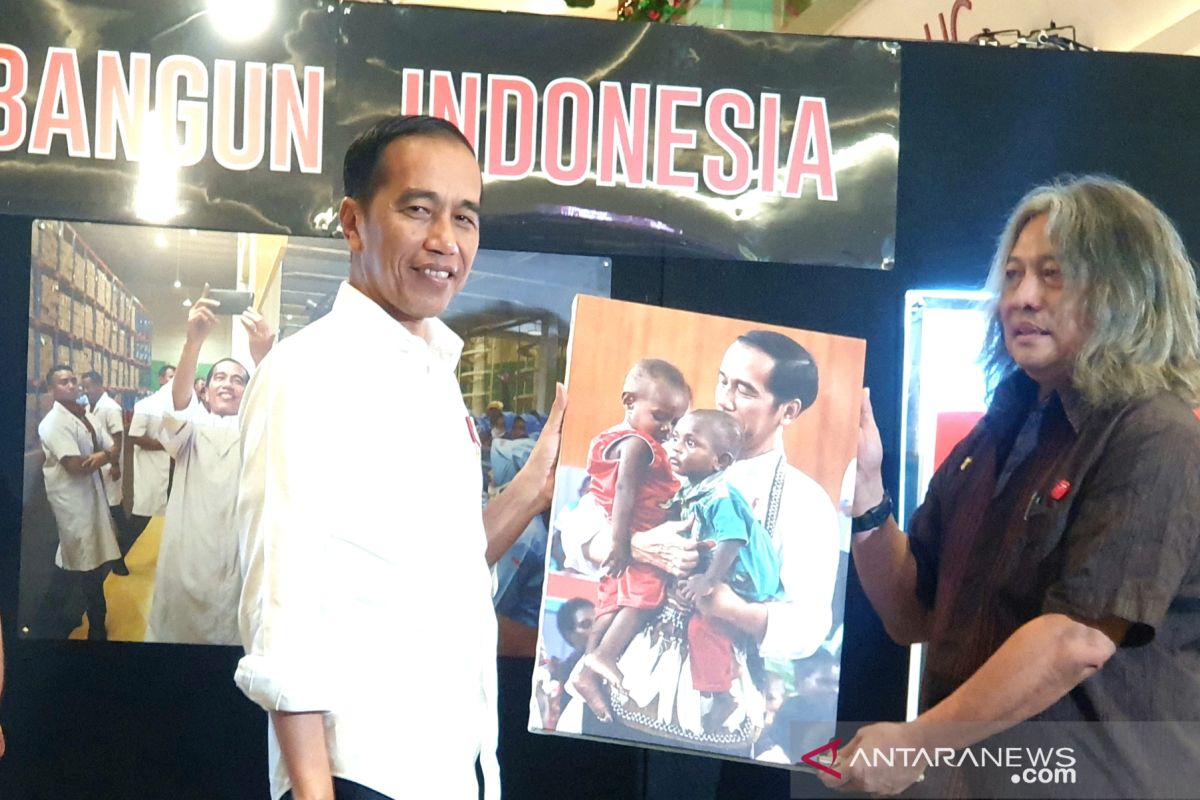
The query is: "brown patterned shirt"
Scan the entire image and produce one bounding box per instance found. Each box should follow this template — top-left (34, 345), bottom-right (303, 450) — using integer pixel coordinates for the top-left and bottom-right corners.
top-left (908, 371), bottom-right (1200, 795)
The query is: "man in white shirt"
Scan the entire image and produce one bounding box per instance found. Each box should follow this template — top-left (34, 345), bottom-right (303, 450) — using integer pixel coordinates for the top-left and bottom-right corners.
top-left (81, 371), bottom-right (130, 576)
top-left (236, 115), bottom-right (564, 800)
top-left (705, 331), bottom-right (841, 659)
top-left (35, 365), bottom-right (121, 640)
top-left (126, 365), bottom-right (175, 543)
top-left (147, 296), bottom-right (271, 645)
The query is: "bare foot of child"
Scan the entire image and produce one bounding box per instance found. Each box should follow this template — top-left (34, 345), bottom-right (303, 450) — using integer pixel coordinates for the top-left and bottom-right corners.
top-left (570, 663), bottom-right (614, 722)
top-left (703, 692), bottom-right (738, 734)
top-left (584, 653), bottom-right (626, 691)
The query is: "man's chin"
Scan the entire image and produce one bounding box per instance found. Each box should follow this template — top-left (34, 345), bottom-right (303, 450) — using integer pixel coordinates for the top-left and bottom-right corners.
top-left (210, 400), bottom-right (241, 417)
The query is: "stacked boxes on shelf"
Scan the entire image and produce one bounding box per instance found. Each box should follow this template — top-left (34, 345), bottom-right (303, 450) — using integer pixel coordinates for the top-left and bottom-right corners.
top-left (27, 220), bottom-right (154, 450)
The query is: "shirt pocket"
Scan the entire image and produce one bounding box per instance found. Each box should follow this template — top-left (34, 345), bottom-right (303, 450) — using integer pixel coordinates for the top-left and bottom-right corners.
top-left (1020, 485), bottom-right (1072, 562)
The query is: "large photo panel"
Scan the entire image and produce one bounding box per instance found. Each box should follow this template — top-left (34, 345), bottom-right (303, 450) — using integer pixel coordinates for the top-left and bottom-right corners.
top-left (20, 218), bottom-right (609, 644)
top-left (531, 295), bottom-right (864, 767)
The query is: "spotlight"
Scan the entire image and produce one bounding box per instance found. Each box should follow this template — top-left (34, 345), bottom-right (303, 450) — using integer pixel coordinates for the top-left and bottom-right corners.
top-left (208, 0), bottom-right (274, 42)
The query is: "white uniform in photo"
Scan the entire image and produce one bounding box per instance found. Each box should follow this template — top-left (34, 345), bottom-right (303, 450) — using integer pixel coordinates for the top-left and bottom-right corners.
top-left (38, 403), bottom-right (120, 571)
top-left (145, 394), bottom-right (241, 645)
top-left (128, 388), bottom-right (171, 517)
top-left (89, 391), bottom-right (125, 507)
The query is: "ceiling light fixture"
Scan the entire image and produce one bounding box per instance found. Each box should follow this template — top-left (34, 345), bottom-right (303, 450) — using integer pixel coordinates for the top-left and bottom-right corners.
top-left (207, 0), bottom-right (275, 41)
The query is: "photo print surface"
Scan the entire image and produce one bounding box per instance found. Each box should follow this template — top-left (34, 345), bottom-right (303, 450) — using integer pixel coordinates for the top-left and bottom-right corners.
top-left (531, 295), bottom-right (864, 768)
top-left (20, 218), bottom-right (609, 645)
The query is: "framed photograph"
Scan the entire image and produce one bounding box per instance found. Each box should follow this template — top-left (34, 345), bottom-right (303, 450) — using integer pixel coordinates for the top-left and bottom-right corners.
top-left (530, 295), bottom-right (865, 767)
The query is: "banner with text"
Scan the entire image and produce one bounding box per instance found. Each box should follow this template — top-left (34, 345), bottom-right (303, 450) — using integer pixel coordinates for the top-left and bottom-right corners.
top-left (0, 1), bottom-right (900, 267)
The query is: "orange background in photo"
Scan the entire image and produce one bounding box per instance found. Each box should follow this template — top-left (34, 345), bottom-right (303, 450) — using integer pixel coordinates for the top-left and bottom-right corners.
top-left (561, 296), bottom-right (866, 506)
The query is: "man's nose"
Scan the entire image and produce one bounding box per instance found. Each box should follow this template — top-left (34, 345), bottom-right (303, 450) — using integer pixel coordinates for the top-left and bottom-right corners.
top-left (424, 213), bottom-right (459, 257)
top-left (1009, 271), bottom-right (1043, 309)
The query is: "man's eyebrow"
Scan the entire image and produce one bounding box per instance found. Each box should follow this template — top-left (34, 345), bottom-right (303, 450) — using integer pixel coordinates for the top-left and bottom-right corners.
top-left (395, 189), bottom-right (438, 205)
top-left (394, 190), bottom-right (480, 216)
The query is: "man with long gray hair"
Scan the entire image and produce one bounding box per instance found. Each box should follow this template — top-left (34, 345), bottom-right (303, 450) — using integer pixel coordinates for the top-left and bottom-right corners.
top-left (830, 176), bottom-right (1200, 797)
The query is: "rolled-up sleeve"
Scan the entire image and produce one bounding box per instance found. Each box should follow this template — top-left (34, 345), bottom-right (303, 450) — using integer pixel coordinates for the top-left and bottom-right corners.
top-left (41, 413), bottom-right (81, 460)
top-left (235, 354), bottom-right (335, 713)
top-left (1042, 401), bottom-right (1200, 645)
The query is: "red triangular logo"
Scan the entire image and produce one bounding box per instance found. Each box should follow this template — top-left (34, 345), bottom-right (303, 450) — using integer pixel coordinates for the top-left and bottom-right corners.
top-left (801, 737), bottom-right (841, 779)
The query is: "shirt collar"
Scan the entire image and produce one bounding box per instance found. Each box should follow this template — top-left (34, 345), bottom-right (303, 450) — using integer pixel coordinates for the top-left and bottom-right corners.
top-left (1055, 384), bottom-right (1088, 432)
top-left (677, 468), bottom-right (725, 504)
top-left (734, 439), bottom-right (788, 475)
top-left (331, 282), bottom-right (463, 370)
top-left (988, 370), bottom-right (1089, 434)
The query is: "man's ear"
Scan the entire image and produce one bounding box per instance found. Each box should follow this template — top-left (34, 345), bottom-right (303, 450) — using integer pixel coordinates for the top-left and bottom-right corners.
top-left (621, 390), bottom-right (636, 409)
top-left (339, 196), bottom-right (365, 253)
top-left (778, 398), bottom-right (803, 427)
top-left (717, 451), bottom-right (735, 470)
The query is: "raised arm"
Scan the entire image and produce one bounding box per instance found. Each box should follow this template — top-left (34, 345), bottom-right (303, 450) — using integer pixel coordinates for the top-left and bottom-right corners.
top-left (174, 288), bottom-right (219, 412)
top-left (850, 389), bottom-right (932, 645)
top-left (482, 384), bottom-right (565, 565)
top-left (240, 308), bottom-right (276, 367)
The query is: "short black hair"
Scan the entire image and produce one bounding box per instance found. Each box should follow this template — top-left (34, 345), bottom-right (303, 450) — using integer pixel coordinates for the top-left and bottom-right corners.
top-left (158, 364), bottom-right (176, 378)
top-left (81, 370), bottom-right (103, 385)
top-left (555, 597), bottom-right (594, 640)
top-left (736, 330), bottom-right (818, 411)
top-left (46, 364), bottom-right (72, 386)
top-left (683, 409), bottom-right (743, 460)
top-left (205, 358), bottom-right (249, 386)
top-left (343, 114), bottom-right (476, 202)
top-left (626, 358), bottom-right (692, 404)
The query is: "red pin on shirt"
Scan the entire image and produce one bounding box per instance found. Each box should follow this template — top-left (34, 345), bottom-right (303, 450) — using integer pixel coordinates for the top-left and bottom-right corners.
top-left (1050, 479), bottom-right (1071, 501)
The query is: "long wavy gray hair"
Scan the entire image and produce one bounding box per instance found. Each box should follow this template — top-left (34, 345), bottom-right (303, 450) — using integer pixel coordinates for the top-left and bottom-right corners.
top-left (981, 175), bottom-right (1200, 407)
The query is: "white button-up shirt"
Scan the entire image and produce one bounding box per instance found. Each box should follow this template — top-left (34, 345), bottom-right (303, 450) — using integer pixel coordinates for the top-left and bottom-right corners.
top-left (723, 442), bottom-right (841, 660)
top-left (90, 391), bottom-right (125, 506)
top-left (128, 388), bottom-right (171, 517)
top-left (38, 402), bottom-right (120, 571)
top-left (235, 282), bottom-right (499, 800)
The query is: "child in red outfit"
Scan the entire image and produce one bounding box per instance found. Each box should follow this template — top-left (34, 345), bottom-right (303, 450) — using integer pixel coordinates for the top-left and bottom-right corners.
top-left (571, 359), bottom-right (691, 722)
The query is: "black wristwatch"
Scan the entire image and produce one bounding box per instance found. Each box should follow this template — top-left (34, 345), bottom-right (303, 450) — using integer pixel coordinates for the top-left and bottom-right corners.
top-left (851, 491), bottom-right (893, 534)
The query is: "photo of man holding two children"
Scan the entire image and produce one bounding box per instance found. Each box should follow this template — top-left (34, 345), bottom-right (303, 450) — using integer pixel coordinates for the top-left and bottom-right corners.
top-left (529, 296), bottom-right (865, 769)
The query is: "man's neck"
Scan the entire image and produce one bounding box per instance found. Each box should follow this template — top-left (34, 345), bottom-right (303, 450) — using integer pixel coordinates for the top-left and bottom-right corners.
top-left (58, 400), bottom-right (85, 419)
top-left (742, 430), bottom-right (784, 460)
top-left (398, 316), bottom-right (431, 342)
top-left (347, 277), bottom-right (434, 344)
